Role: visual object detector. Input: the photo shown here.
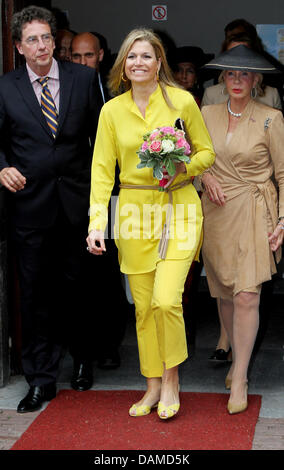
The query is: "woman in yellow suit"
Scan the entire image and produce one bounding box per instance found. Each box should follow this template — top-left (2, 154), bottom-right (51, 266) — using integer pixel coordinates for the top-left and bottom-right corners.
top-left (87, 28), bottom-right (215, 419)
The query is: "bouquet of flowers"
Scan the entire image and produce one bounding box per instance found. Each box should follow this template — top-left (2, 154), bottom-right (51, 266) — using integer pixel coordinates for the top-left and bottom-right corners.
top-left (136, 126), bottom-right (191, 189)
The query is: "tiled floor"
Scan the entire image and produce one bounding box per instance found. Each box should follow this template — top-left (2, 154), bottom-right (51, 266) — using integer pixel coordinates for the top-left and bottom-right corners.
top-left (1, 284), bottom-right (284, 450)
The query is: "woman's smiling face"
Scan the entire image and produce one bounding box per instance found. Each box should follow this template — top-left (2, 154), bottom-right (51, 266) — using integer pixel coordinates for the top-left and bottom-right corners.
top-left (124, 40), bottom-right (161, 85)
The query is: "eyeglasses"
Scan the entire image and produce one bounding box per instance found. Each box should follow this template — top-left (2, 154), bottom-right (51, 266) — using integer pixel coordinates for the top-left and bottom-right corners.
top-left (23, 34), bottom-right (54, 47)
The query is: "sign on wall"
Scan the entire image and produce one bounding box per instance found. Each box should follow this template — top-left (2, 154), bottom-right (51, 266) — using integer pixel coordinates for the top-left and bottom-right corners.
top-left (152, 5), bottom-right (167, 21)
top-left (257, 24), bottom-right (284, 64)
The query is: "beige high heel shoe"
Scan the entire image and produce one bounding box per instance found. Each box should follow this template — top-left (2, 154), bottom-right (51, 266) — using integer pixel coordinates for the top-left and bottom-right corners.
top-left (225, 376), bottom-right (232, 390)
top-left (225, 363), bottom-right (234, 389)
top-left (227, 382), bottom-right (248, 415)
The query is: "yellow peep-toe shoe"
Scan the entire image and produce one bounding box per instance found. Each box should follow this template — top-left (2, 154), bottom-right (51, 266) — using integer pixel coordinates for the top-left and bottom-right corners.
top-left (129, 402), bottom-right (158, 417)
top-left (157, 401), bottom-right (180, 420)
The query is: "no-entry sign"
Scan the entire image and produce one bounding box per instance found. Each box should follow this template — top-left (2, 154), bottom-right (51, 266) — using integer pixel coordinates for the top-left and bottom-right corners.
top-left (152, 5), bottom-right (167, 21)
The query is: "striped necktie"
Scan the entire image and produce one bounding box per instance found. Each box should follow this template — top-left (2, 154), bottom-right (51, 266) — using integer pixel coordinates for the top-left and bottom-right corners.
top-left (38, 77), bottom-right (58, 138)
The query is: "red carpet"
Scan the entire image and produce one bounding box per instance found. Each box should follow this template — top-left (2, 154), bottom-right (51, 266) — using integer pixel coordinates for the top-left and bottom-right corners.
top-left (12, 390), bottom-right (261, 450)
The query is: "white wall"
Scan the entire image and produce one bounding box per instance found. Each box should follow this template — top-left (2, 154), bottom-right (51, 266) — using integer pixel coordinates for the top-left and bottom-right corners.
top-left (52, 0), bottom-right (284, 56)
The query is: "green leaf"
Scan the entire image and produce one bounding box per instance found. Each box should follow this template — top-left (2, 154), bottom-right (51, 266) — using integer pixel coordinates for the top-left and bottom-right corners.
top-left (146, 159), bottom-right (157, 168)
top-left (138, 158), bottom-right (148, 164)
top-left (153, 166), bottom-right (163, 180)
top-left (165, 158), bottom-right (175, 176)
top-left (137, 162), bottom-right (147, 169)
top-left (150, 152), bottom-right (163, 160)
top-left (137, 152), bottom-right (149, 161)
top-left (177, 155), bottom-right (191, 163)
top-left (172, 149), bottom-right (185, 156)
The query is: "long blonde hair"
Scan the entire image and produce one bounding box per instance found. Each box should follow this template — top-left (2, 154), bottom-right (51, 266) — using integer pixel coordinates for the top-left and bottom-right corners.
top-left (108, 28), bottom-right (180, 108)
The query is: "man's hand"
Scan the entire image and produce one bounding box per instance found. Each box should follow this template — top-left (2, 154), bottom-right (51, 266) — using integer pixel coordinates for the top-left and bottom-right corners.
top-left (0, 167), bottom-right (26, 192)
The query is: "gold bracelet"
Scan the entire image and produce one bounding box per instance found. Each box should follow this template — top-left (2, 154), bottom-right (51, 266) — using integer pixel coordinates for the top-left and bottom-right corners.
top-left (201, 168), bottom-right (212, 176)
top-left (199, 169), bottom-right (212, 191)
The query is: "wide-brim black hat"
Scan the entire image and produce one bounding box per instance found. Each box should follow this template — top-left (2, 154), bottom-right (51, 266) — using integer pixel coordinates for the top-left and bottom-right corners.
top-left (173, 46), bottom-right (214, 69)
top-left (203, 44), bottom-right (280, 73)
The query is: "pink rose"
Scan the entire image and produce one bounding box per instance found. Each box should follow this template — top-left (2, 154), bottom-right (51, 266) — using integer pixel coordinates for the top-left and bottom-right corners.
top-left (176, 138), bottom-right (191, 155)
top-left (176, 138), bottom-right (187, 149)
top-left (184, 141), bottom-right (191, 155)
top-left (149, 131), bottom-right (160, 141)
top-left (160, 126), bottom-right (175, 135)
top-left (176, 130), bottom-right (185, 138)
top-left (141, 141), bottom-right (149, 151)
top-left (149, 140), bottom-right (162, 153)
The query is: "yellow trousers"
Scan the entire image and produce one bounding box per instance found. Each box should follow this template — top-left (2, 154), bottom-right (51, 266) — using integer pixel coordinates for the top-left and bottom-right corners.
top-left (128, 258), bottom-right (192, 378)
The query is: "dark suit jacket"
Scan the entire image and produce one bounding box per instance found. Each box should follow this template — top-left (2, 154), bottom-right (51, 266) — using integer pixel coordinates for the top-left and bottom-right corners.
top-left (0, 60), bottom-right (101, 228)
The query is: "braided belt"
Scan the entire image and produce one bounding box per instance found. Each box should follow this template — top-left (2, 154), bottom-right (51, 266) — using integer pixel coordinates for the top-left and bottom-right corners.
top-left (119, 178), bottom-right (192, 259)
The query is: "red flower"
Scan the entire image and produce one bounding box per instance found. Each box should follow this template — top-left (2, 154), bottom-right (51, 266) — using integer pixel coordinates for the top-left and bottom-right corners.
top-left (159, 177), bottom-right (168, 187)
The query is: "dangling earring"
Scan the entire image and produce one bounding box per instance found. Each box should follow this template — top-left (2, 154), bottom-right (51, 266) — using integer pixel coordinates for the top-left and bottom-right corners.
top-left (156, 68), bottom-right (160, 81)
top-left (221, 85), bottom-right (228, 95)
top-left (121, 71), bottom-right (127, 83)
top-left (251, 87), bottom-right (257, 99)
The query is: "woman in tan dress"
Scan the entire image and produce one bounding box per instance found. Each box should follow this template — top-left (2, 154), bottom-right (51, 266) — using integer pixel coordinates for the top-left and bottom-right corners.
top-left (201, 45), bottom-right (284, 414)
top-left (202, 34), bottom-right (282, 365)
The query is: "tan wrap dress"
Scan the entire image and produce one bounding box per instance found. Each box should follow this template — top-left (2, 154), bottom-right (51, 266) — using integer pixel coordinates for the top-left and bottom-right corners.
top-left (201, 100), bottom-right (284, 299)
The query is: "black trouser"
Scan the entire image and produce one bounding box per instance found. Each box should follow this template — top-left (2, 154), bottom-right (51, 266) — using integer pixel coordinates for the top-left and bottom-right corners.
top-left (11, 212), bottom-right (129, 386)
top-left (11, 212), bottom-right (91, 386)
top-left (85, 237), bottom-right (129, 360)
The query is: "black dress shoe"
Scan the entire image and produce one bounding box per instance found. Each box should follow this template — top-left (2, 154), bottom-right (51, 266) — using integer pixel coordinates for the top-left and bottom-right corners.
top-left (17, 384), bottom-right (57, 413)
top-left (209, 347), bottom-right (232, 362)
top-left (71, 361), bottom-right (93, 391)
top-left (98, 351), bottom-right (121, 370)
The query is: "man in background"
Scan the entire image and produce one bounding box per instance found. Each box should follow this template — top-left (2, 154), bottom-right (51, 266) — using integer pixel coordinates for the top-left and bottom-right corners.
top-left (71, 32), bottom-right (108, 103)
top-left (55, 29), bottom-right (74, 61)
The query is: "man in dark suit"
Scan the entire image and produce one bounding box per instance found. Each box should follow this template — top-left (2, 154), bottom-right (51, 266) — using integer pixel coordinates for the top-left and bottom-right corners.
top-left (0, 6), bottom-right (100, 412)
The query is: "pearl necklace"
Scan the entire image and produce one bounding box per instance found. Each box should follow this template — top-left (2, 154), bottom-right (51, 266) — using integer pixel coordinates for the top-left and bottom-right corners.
top-left (227, 99), bottom-right (242, 118)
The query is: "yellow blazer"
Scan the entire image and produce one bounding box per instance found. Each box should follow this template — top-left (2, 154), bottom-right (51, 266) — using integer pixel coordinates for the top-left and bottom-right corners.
top-left (89, 85), bottom-right (215, 274)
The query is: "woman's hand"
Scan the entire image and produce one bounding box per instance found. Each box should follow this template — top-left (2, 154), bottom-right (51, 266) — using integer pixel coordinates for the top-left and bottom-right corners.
top-left (268, 224), bottom-right (284, 252)
top-left (164, 162), bottom-right (186, 189)
top-left (86, 229), bottom-right (106, 255)
top-left (202, 173), bottom-right (227, 206)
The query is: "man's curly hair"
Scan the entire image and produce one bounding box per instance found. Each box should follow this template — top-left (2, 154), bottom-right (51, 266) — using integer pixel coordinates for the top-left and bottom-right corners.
top-left (12, 5), bottom-right (57, 43)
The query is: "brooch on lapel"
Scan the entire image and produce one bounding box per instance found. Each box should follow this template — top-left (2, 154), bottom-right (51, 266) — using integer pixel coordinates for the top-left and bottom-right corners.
top-left (264, 117), bottom-right (272, 130)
